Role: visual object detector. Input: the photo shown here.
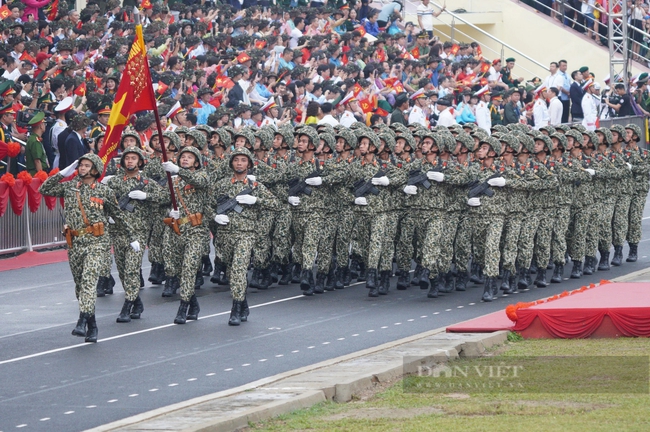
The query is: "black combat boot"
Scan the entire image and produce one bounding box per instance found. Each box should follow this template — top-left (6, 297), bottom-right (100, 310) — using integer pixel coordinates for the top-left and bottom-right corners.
top-left (500, 270), bottom-right (511, 292)
top-left (378, 270), bottom-right (390, 295)
top-left (116, 300), bottom-right (134, 323)
top-left (365, 268), bottom-right (378, 290)
top-left (492, 276), bottom-right (500, 297)
top-left (300, 269), bottom-right (312, 291)
top-left (324, 265), bottom-right (336, 291)
top-left (547, 259), bottom-right (554, 270)
top-left (334, 266), bottom-right (345, 289)
top-left (162, 276), bottom-right (174, 297)
top-left (411, 264), bottom-right (423, 286)
top-left (194, 271), bottom-right (204, 290)
top-left (503, 272), bottom-right (518, 294)
top-left (140, 270), bottom-right (145, 288)
top-left (349, 259), bottom-right (359, 280)
top-left (210, 263), bottom-right (222, 284)
top-left (435, 273), bottom-right (449, 293)
top-left (174, 300), bottom-right (190, 324)
top-left (241, 297), bottom-right (250, 322)
top-left (357, 261), bottom-right (367, 282)
top-left (535, 269), bottom-right (548, 288)
top-left (72, 312), bottom-right (88, 337)
top-left (172, 276), bottom-right (180, 295)
top-left (597, 251), bottom-right (610, 271)
top-left (517, 267), bottom-right (529, 290)
top-left (270, 263), bottom-right (279, 284)
top-left (96, 277), bottom-right (107, 297)
top-left (529, 260), bottom-right (538, 274)
top-left (314, 272), bottom-right (326, 294)
top-left (85, 315), bottom-right (98, 343)
top-left (570, 261), bottom-right (582, 279)
top-left (551, 263), bottom-right (563, 283)
top-left (149, 263), bottom-right (162, 284)
top-left (427, 275), bottom-right (439, 298)
top-left (469, 262), bottom-right (481, 284)
top-left (455, 270), bottom-right (468, 291)
top-left (105, 275), bottom-right (115, 295)
top-left (258, 268), bottom-right (271, 290)
top-left (228, 300), bottom-right (242, 326)
top-left (481, 278), bottom-right (494, 302)
top-left (583, 256), bottom-right (595, 275)
top-left (443, 272), bottom-right (455, 293)
top-left (201, 256), bottom-right (213, 276)
top-left (419, 269), bottom-right (430, 290)
top-left (249, 268), bottom-right (261, 289)
top-left (130, 296), bottom-right (144, 319)
top-left (343, 264), bottom-right (352, 286)
top-left (611, 246), bottom-right (623, 266)
top-left (187, 295), bottom-right (200, 320)
top-left (291, 263), bottom-right (302, 283)
top-left (476, 265), bottom-right (485, 284)
top-left (627, 244), bottom-right (638, 262)
top-left (279, 264), bottom-right (292, 285)
top-left (396, 270), bottom-right (410, 290)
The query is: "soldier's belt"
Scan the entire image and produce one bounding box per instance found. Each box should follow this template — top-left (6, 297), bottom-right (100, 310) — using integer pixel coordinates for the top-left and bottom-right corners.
top-left (63, 223), bottom-right (105, 248)
top-left (178, 213), bottom-right (203, 227)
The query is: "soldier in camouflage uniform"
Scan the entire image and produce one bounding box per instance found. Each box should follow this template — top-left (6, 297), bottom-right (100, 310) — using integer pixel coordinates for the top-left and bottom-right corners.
top-left (212, 148), bottom-right (280, 325)
top-left (161, 146), bottom-right (213, 324)
top-left (624, 124), bottom-right (650, 262)
top-left (608, 124), bottom-right (634, 267)
top-left (107, 147), bottom-right (165, 322)
top-left (40, 154), bottom-right (138, 343)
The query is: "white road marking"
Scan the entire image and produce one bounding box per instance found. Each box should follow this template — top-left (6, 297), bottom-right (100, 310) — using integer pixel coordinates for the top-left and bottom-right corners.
top-left (433, 312), bottom-right (440, 315)
top-left (307, 346), bottom-right (315, 349)
top-left (351, 334), bottom-right (359, 337)
top-left (39, 418), bottom-right (50, 421)
top-left (407, 319), bottom-right (414, 322)
top-left (322, 341), bottom-right (330, 344)
top-left (394, 323), bottom-right (401, 325)
top-left (242, 364), bottom-right (250, 367)
top-left (64, 411), bottom-right (74, 415)
top-left (168, 383), bottom-right (179, 386)
top-left (445, 309), bottom-right (452, 312)
top-left (107, 399), bottom-right (117, 403)
top-left (275, 354), bottom-right (284, 357)
top-left (291, 350), bottom-right (299, 353)
top-left (149, 388), bottom-right (158, 392)
top-left (380, 326), bottom-right (388, 329)
top-left (187, 378), bottom-right (197, 381)
top-left (259, 359), bottom-right (267, 362)
top-left (337, 337), bottom-right (345, 340)
top-left (367, 330), bottom-right (374, 333)
top-left (128, 394), bottom-right (138, 397)
top-left (420, 315), bottom-right (427, 318)
top-left (86, 405), bottom-right (96, 408)
top-left (224, 368), bottom-right (233, 372)
top-left (457, 306), bottom-right (464, 309)
top-left (16, 424), bottom-right (27, 428)
top-left (206, 373), bottom-right (215, 376)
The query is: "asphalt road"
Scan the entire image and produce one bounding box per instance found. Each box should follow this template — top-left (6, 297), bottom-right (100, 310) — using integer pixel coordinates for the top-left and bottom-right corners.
top-left (2, 194), bottom-right (650, 432)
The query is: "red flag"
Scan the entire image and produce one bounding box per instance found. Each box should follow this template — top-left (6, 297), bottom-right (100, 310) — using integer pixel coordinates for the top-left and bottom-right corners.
top-left (141, 0), bottom-right (153, 9)
top-left (359, 98), bottom-right (373, 113)
top-left (356, 26), bottom-right (366, 37)
top-left (384, 77), bottom-right (398, 87)
top-left (411, 47), bottom-right (420, 59)
top-left (255, 40), bottom-right (267, 49)
top-left (215, 75), bottom-right (234, 90)
top-left (156, 81), bottom-right (168, 95)
top-left (74, 82), bottom-right (86, 97)
top-left (352, 83), bottom-right (362, 97)
top-left (450, 44), bottom-right (460, 55)
top-left (377, 48), bottom-right (387, 62)
top-left (393, 81), bottom-right (405, 93)
top-left (98, 24), bottom-right (156, 176)
top-left (19, 51), bottom-right (36, 64)
top-left (375, 107), bottom-right (389, 117)
top-left (192, 98), bottom-right (202, 109)
top-left (476, 45), bottom-right (483, 59)
top-left (0, 5), bottom-right (11, 20)
top-left (480, 62), bottom-right (490, 74)
top-left (341, 53), bottom-right (348, 65)
top-left (46, 0), bottom-right (58, 21)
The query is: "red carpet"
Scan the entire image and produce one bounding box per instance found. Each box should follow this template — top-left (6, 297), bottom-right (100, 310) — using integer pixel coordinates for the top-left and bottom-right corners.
top-left (0, 249), bottom-right (68, 272)
top-left (447, 282), bottom-right (650, 339)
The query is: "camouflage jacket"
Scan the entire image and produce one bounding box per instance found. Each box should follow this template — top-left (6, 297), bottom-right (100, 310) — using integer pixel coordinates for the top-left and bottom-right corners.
top-left (609, 148), bottom-right (633, 195)
top-left (566, 154), bottom-right (594, 209)
top-left (212, 176), bottom-right (280, 232)
top-left (468, 163), bottom-right (510, 216)
top-left (402, 157), bottom-right (448, 211)
top-left (347, 156), bottom-right (407, 214)
top-left (284, 157), bottom-right (331, 212)
top-left (323, 154), bottom-right (356, 211)
top-left (527, 157), bottom-right (560, 210)
top-left (438, 158), bottom-right (476, 213)
top-left (625, 145), bottom-right (650, 194)
top-left (500, 160), bottom-right (535, 214)
top-left (591, 150), bottom-right (623, 201)
top-left (162, 168), bottom-right (213, 235)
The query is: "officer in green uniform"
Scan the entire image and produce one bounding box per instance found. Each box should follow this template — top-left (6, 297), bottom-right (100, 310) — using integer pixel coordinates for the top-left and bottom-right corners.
top-left (25, 112), bottom-right (50, 175)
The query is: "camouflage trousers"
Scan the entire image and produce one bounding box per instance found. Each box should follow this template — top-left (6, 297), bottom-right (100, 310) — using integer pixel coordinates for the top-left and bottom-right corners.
top-left (533, 213), bottom-right (554, 269)
top-left (210, 221), bottom-right (225, 267)
top-left (353, 212), bottom-right (390, 270)
top-left (381, 211), bottom-right (398, 272)
top-left (550, 205), bottom-right (571, 265)
top-left (454, 212), bottom-right (473, 273)
top-left (163, 225), bottom-right (181, 277)
top-left (272, 205), bottom-right (293, 265)
top-left (292, 211), bottom-right (324, 269)
top-left (516, 213), bottom-right (539, 270)
top-left (438, 211), bottom-right (461, 274)
top-left (252, 211), bottom-right (274, 269)
top-left (395, 211), bottom-right (419, 273)
top-left (69, 235), bottom-right (110, 314)
top-left (334, 207), bottom-right (355, 268)
top-left (113, 234), bottom-right (144, 301)
top-left (585, 204), bottom-right (602, 257)
top-left (627, 191), bottom-right (647, 244)
top-left (597, 199), bottom-right (617, 252)
top-left (99, 224), bottom-right (114, 278)
top-left (420, 209), bottom-right (445, 275)
top-left (148, 211), bottom-right (168, 265)
top-left (613, 194), bottom-right (632, 246)
top-left (175, 228), bottom-right (207, 302)
top-left (500, 212), bottom-right (524, 273)
top-left (567, 205), bottom-right (591, 262)
top-left (220, 230), bottom-right (255, 301)
top-left (316, 213), bottom-right (338, 274)
top-left (473, 214), bottom-right (505, 278)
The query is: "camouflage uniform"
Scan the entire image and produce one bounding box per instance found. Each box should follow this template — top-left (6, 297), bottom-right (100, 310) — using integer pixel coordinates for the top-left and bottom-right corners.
top-left (142, 154), bottom-right (172, 279)
top-left (623, 127), bottom-right (650, 255)
top-left (565, 153), bottom-right (595, 267)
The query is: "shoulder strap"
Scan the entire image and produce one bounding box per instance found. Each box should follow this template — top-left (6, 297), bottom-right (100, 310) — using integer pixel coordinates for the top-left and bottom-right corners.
top-left (76, 190), bottom-right (90, 228)
top-left (174, 178), bottom-right (192, 215)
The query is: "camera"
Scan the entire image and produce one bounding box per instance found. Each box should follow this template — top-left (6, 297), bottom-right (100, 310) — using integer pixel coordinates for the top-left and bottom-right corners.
top-left (16, 109), bottom-right (55, 128)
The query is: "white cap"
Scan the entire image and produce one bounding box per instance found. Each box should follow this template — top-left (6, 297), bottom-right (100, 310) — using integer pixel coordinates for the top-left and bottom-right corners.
top-left (55, 96), bottom-right (74, 112)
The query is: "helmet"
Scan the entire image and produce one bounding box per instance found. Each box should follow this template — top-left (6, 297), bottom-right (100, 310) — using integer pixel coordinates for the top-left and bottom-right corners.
top-left (539, 125), bottom-right (557, 136)
top-left (255, 128), bottom-right (274, 151)
top-left (335, 128), bottom-right (358, 150)
top-left (554, 124), bottom-right (571, 133)
top-left (195, 124), bottom-right (212, 138)
top-left (395, 131), bottom-right (415, 152)
top-left (625, 123), bottom-right (643, 142)
top-left (354, 128), bottom-right (381, 151)
top-left (496, 133), bottom-right (519, 153)
top-left (121, 127), bottom-right (142, 149)
top-left (586, 131), bottom-right (599, 146)
top-left (163, 131), bottom-right (182, 151)
top-left (79, 153), bottom-right (104, 176)
top-left (120, 146), bottom-right (145, 169)
top-left (186, 129), bottom-right (207, 150)
top-left (550, 133), bottom-right (567, 151)
top-left (462, 122), bottom-right (477, 132)
top-left (492, 124), bottom-right (508, 134)
top-left (229, 147), bottom-right (254, 170)
top-left (319, 132), bottom-right (336, 152)
top-left (481, 136), bottom-right (502, 156)
top-left (234, 128), bottom-right (255, 148)
top-left (214, 128), bottom-right (231, 148)
top-left (572, 124), bottom-right (587, 134)
top-left (595, 127), bottom-right (614, 146)
top-left (275, 127), bottom-right (294, 149)
top-left (564, 129), bottom-right (583, 145)
top-left (297, 126), bottom-right (320, 147)
top-left (175, 126), bottom-right (190, 137)
top-left (178, 146), bottom-right (202, 169)
top-left (610, 124), bottom-right (626, 141)
top-left (378, 132), bottom-right (395, 153)
top-left (534, 134), bottom-right (554, 153)
top-left (455, 131), bottom-right (475, 152)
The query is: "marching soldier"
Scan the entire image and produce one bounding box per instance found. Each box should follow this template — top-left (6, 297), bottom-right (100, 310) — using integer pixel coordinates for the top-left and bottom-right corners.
top-left (623, 124), bottom-right (650, 262)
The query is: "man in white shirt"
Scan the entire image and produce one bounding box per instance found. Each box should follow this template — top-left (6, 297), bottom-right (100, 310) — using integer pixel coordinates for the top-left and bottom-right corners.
top-left (581, 80), bottom-right (598, 131)
top-left (474, 85), bottom-right (492, 133)
top-left (532, 85), bottom-right (550, 130)
top-left (436, 96), bottom-right (457, 127)
top-left (488, 59), bottom-right (509, 91)
top-left (417, 0), bottom-right (445, 38)
top-left (2, 57), bottom-right (20, 81)
top-left (338, 93), bottom-right (359, 128)
top-left (547, 87), bottom-right (563, 126)
top-left (289, 18), bottom-right (305, 49)
top-left (50, 97), bottom-right (74, 169)
top-left (408, 89), bottom-right (428, 127)
top-left (317, 102), bottom-right (339, 126)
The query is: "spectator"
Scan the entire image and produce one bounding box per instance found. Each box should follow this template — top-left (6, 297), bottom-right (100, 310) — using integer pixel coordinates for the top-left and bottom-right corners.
top-left (548, 87), bottom-right (564, 126)
top-left (417, 0), bottom-right (445, 39)
top-left (570, 70), bottom-right (584, 121)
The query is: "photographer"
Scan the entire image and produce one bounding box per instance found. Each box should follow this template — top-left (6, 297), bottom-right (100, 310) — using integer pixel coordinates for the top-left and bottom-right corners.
top-left (605, 83), bottom-right (632, 117)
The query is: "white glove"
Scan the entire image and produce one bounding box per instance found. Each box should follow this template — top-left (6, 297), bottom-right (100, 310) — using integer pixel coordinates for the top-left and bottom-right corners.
top-left (214, 214), bottom-right (230, 225)
top-left (288, 196), bottom-right (300, 206)
top-left (403, 185), bottom-right (418, 195)
top-left (100, 175), bottom-right (114, 185)
top-left (585, 168), bottom-right (595, 176)
top-left (247, 174), bottom-right (256, 182)
top-left (236, 194), bottom-right (257, 205)
top-left (427, 171), bottom-right (445, 182)
top-left (487, 177), bottom-right (506, 187)
top-left (467, 197), bottom-right (481, 207)
top-left (128, 190), bottom-right (147, 200)
top-left (169, 209), bottom-right (180, 219)
top-left (108, 217), bottom-right (115, 224)
top-left (305, 176), bottom-right (323, 186)
top-left (130, 241), bottom-right (141, 252)
top-left (59, 160), bottom-right (78, 177)
top-left (354, 197), bottom-right (368, 205)
top-left (626, 162), bottom-right (632, 170)
top-left (162, 161), bottom-right (180, 174)
top-left (371, 176), bottom-right (390, 186)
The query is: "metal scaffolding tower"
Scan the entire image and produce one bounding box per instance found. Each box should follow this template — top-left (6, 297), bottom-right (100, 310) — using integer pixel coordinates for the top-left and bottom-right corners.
top-left (608, 1), bottom-right (629, 86)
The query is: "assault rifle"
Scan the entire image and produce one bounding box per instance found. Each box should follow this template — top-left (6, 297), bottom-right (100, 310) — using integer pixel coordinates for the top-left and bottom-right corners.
top-left (467, 173), bottom-right (500, 199)
top-left (353, 169), bottom-right (386, 198)
top-left (117, 180), bottom-right (146, 212)
top-left (407, 170), bottom-right (431, 190)
top-left (216, 187), bottom-right (253, 215)
top-left (287, 169), bottom-right (321, 197)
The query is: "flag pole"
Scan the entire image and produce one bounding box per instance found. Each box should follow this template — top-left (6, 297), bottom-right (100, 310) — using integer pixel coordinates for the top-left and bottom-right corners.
top-left (134, 7), bottom-right (178, 211)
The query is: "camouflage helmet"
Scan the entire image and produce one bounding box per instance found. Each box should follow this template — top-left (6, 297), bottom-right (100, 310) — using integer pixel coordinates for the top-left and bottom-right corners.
top-left (195, 124), bottom-right (212, 138)
top-left (79, 153), bottom-right (104, 175)
top-left (389, 122), bottom-right (409, 134)
top-left (214, 128), bottom-right (231, 148)
top-left (120, 146), bottom-right (145, 169)
top-left (378, 132), bottom-right (395, 152)
top-left (586, 131), bottom-right (599, 146)
top-left (609, 124), bottom-right (626, 142)
top-left (175, 126), bottom-right (190, 138)
top-left (492, 124), bottom-right (508, 134)
top-left (335, 128), bottom-right (358, 150)
top-left (178, 146), bottom-right (203, 169)
top-left (462, 122), bottom-right (477, 133)
top-left (539, 125), bottom-right (557, 136)
top-left (121, 127), bottom-right (142, 149)
top-left (233, 128), bottom-right (255, 148)
top-left (533, 134), bottom-right (554, 153)
top-left (518, 133), bottom-right (535, 154)
top-left (438, 132), bottom-right (456, 153)
top-left (495, 133), bottom-right (520, 153)
top-left (354, 128), bottom-right (381, 150)
top-left (229, 147), bottom-right (254, 170)
top-left (186, 129), bottom-right (207, 150)
top-left (572, 124), bottom-right (587, 134)
top-left (564, 129), bottom-right (583, 146)
top-left (550, 133), bottom-right (568, 151)
top-left (554, 124), bottom-right (571, 133)
top-left (163, 131), bottom-right (182, 150)
top-left (349, 121), bottom-right (367, 131)
top-left (318, 132), bottom-right (336, 152)
top-left (297, 126), bottom-right (320, 147)
top-left (316, 123), bottom-right (336, 135)
top-left (480, 136), bottom-right (502, 156)
top-left (625, 123), bottom-right (643, 142)
top-left (255, 128), bottom-right (274, 151)
top-left (275, 126), bottom-right (294, 149)
top-left (394, 131), bottom-right (415, 152)
top-left (595, 127), bottom-right (614, 146)
top-left (455, 131), bottom-right (475, 153)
